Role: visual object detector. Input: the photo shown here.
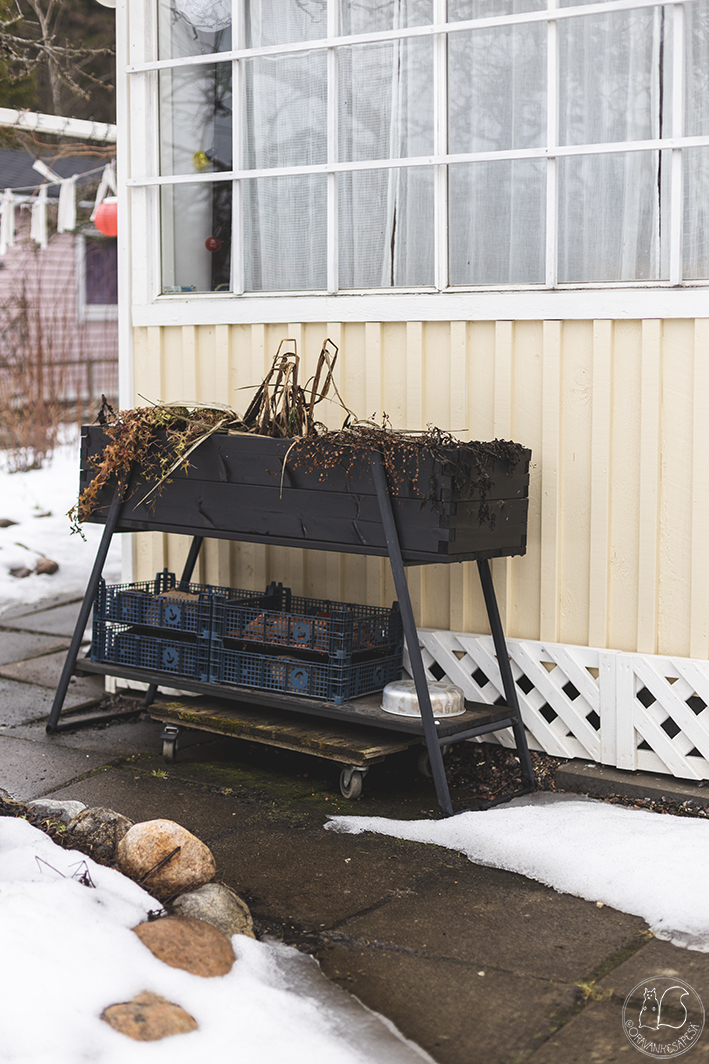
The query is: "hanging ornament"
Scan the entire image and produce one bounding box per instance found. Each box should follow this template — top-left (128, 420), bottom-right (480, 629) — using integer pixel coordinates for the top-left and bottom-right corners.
top-left (205, 236), bottom-right (222, 252)
top-left (94, 196), bottom-right (118, 237)
top-left (193, 150), bottom-right (210, 171)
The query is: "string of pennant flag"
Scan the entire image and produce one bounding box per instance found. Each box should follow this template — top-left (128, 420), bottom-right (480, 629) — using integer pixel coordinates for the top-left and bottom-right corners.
top-left (0, 161), bottom-right (116, 255)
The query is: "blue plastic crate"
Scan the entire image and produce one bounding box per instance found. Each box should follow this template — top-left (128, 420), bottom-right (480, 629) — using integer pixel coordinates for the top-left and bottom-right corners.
top-left (209, 640), bottom-right (403, 703)
top-left (95, 571), bottom-right (281, 639)
top-left (213, 591), bottom-right (402, 660)
top-left (91, 620), bottom-right (210, 682)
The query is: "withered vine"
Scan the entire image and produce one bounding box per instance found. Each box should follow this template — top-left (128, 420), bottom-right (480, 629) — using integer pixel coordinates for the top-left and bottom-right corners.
top-left (70, 339), bottom-right (528, 533)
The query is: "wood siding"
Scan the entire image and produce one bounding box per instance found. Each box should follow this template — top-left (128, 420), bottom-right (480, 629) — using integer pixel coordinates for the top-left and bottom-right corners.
top-left (130, 317), bottom-right (706, 660)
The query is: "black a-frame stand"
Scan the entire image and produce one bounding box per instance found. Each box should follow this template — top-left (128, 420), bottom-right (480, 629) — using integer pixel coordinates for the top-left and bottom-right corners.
top-left (47, 452), bottom-right (534, 817)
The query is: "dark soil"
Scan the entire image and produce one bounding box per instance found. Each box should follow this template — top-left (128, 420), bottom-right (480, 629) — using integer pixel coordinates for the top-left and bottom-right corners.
top-left (444, 741), bottom-right (709, 819)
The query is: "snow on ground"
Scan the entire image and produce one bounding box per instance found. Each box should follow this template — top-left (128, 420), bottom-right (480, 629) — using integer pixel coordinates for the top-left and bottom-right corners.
top-left (327, 793), bottom-right (709, 952)
top-left (0, 427), bottom-right (122, 617)
top-left (0, 818), bottom-right (432, 1064)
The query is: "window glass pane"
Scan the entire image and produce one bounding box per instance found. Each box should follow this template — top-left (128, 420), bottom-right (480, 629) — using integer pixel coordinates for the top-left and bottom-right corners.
top-left (161, 181), bottom-right (232, 293)
top-left (160, 62), bottom-right (232, 176)
top-left (684, 147), bottom-right (709, 279)
top-left (339, 0), bottom-right (432, 36)
top-left (158, 0), bottom-right (231, 60)
top-left (246, 0), bottom-right (326, 46)
top-left (85, 240), bottom-right (118, 305)
top-left (685, 3), bottom-right (709, 137)
top-left (559, 150), bottom-right (670, 282)
top-left (338, 40), bottom-right (434, 163)
top-left (449, 0), bottom-right (546, 22)
top-left (448, 25), bottom-right (545, 154)
top-left (244, 175), bottom-right (327, 290)
top-left (339, 167), bottom-right (434, 288)
top-left (244, 53), bottom-right (327, 169)
top-left (449, 160), bottom-right (545, 284)
top-left (559, 9), bottom-right (670, 146)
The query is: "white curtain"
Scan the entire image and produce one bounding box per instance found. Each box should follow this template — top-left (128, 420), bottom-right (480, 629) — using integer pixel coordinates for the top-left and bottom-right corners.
top-left (338, 0), bottom-right (435, 288)
top-left (557, 7), bottom-right (670, 282)
top-left (158, 0), bottom-right (709, 291)
top-left (448, 0), bottom-right (547, 285)
top-left (243, 2), bottom-right (327, 290)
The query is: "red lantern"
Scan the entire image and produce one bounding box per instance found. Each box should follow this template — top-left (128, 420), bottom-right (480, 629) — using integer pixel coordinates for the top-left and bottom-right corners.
top-left (205, 236), bottom-right (222, 252)
top-left (94, 197), bottom-right (118, 237)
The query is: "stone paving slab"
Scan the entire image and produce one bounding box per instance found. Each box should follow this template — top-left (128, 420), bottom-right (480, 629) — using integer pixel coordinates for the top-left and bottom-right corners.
top-left (0, 630), bottom-right (70, 667)
top-left (1, 602), bottom-right (92, 638)
top-left (10, 716), bottom-right (166, 758)
top-left (0, 734), bottom-right (110, 801)
top-left (557, 760), bottom-right (709, 807)
top-left (0, 593), bottom-right (82, 621)
top-left (527, 998), bottom-right (709, 1063)
top-left (598, 936), bottom-right (709, 1001)
top-left (0, 676), bottom-right (106, 727)
top-left (318, 943), bottom-right (572, 1064)
top-left (335, 866), bottom-right (648, 984)
top-left (0, 649), bottom-right (95, 691)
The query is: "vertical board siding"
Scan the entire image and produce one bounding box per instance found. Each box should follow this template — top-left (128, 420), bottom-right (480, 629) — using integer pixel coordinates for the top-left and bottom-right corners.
top-left (130, 317), bottom-right (707, 660)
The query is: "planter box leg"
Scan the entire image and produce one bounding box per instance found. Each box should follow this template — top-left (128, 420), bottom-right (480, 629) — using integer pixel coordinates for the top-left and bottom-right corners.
top-left (370, 453), bottom-right (454, 817)
top-left (46, 486), bottom-right (134, 734)
top-left (476, 558), bottom-right (535, 787)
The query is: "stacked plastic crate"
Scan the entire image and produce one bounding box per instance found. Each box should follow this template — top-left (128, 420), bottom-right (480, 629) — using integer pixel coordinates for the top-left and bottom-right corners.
top-left (210, 584), bottom-right (403, 703)
top-left (92, 570), bottom-right (222, 681)
top-left (92, 572), bottom-right (403, 704)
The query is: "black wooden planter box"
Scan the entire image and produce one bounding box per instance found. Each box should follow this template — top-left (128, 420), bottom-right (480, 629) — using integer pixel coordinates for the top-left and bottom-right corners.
top-left (80, 428), bottom-right (530, 565)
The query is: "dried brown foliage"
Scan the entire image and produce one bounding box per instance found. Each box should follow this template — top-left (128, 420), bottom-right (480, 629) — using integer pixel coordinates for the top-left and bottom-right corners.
top-left (70, 338), bottom-right (528, 532)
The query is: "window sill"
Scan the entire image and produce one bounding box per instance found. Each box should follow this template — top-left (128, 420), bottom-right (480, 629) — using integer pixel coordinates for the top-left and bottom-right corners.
top-left (132, 285), bottom-right (709, 326)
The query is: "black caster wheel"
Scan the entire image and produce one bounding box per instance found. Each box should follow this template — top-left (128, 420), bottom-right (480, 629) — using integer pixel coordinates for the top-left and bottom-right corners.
top-left (339, 766), bottom-right (365, 799)
top-left (418, 744), bottom-right (451, 778)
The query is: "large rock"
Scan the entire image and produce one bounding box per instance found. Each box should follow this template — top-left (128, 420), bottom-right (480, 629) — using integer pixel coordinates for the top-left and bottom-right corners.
top-left (116, 819), bottom-right (216, 896)
top-left (132, 915), bottom-right (235, 977)
top-left (170, 882), bottom-right (255, 940)
top-left (66, 807), bottom-right (134, 862)
top-left (27, 799), bottom-right (86, 824)
top-left (101, 991), bottom-right (197, 1040)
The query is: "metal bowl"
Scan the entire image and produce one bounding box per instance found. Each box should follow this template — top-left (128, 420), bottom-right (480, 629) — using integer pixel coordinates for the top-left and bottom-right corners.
top-left (381, 679), bottom-right (466, 717)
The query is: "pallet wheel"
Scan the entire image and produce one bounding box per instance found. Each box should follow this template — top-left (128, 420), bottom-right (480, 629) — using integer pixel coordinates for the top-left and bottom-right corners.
top-left (160, 724), bottom-right (180, 763)
top-left (339, 765), bottom-right (366, 800)
top-left (417, 744), bottom-right (451, 779)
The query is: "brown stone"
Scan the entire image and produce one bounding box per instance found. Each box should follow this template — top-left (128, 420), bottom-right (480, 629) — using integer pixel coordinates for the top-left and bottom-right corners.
top-left (101, 991), bottom-right (197, 1041)
top-left (132, 915), bottom-right (235, 977)
top-left (34, 557), bottom-right (59, 575)
top-left (116, 819), bottom-right (216, 895)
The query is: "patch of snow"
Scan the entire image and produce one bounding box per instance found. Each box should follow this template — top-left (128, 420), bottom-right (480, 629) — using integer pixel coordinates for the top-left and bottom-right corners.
top-left (327, 793), bottom-right (709, 952)
top-left (0, 427), bottom-right (122, 617)
top-left (0, 819), bottom-right (432, 1063)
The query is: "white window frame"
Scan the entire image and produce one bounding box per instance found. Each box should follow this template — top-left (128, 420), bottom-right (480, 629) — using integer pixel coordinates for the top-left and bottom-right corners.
top-left (123, 0), bottom-right (709, 324)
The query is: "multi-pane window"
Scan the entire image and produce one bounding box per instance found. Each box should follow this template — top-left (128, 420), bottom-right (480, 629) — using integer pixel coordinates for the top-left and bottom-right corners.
top-left (132, 0), bottom-right (709, 294)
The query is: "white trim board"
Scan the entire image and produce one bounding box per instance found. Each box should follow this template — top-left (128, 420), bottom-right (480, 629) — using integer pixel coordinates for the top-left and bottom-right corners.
top-left (132, 286), bottom-right (709, 326)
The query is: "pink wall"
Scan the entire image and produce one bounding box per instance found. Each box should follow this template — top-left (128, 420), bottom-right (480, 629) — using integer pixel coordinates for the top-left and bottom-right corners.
top-left (0, 213), bottom-right (118, 408)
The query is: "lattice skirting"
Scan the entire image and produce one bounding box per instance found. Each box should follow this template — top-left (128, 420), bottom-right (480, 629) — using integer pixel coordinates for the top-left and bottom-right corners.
top-left (405, 630), bottom-right (709, 781)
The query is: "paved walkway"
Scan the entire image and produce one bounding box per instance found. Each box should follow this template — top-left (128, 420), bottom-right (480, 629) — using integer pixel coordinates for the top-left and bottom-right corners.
top-left (2, 595), bottom-right (709, 1063)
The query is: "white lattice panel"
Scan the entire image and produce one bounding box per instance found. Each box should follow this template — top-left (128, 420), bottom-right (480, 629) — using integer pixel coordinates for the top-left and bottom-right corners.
top-left (405, 630), bottom-right (709, 781)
